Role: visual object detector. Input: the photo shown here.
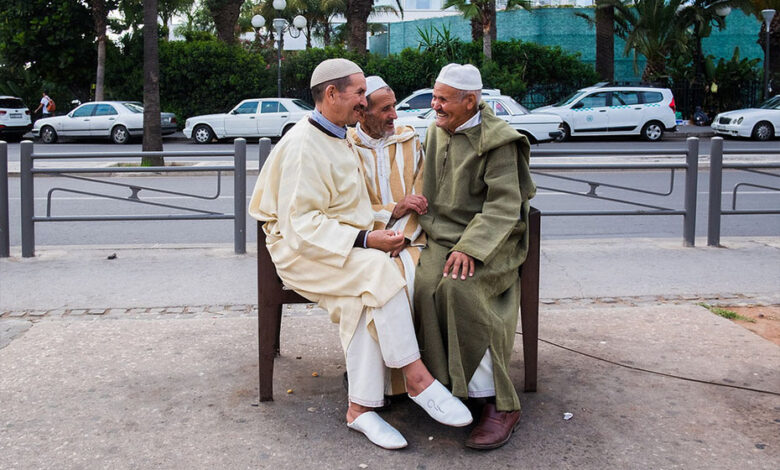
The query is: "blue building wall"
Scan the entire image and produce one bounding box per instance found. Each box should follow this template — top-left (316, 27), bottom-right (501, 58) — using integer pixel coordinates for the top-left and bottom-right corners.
top-left (369, 8), bottom-right (764, 82)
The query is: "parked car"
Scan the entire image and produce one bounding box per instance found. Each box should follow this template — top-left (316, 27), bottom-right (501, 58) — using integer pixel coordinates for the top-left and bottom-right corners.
top-left (395, 94), bottom-right (563, 143)
top-left (32, 101), bottom-right (177, 144)
top-left (396, 88), bottom-right (502, 117)
top-left (183, 98), bottom-right (313, 144)
top-left (532, 84), bottom-right (677, 142)
top-left (711, 95), bottom-right (779, 141)
top-left (0, 95), bottom-right (32, 142)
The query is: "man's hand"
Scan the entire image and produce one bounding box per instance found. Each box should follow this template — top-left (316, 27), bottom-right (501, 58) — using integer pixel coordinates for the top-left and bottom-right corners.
top-left (443, 251), bottom-right (475, 280)
top-left (391, 194), bottom-right (428, 218)
top-left (366, 230), bottom-right (405, 254)
top-left (390, 239), bottom-right (409, 258)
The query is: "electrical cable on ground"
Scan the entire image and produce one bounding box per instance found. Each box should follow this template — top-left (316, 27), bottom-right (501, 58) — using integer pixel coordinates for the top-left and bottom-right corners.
top-left (516, 332), bottom-right (780, 397)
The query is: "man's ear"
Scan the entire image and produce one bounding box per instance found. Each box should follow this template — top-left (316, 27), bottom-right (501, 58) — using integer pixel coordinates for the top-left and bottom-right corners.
top-left (326, 84), bottom-right (338, 104)
top-left (466, 93), bottom-right (478, 111)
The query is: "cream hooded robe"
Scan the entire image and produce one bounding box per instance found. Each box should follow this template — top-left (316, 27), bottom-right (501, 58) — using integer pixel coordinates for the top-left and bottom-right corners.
top-left (248, 117), bottom-right (406, 351)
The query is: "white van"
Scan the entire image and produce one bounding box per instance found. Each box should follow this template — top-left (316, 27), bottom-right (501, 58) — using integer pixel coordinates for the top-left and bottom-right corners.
top-left (533, 84), bottom-right (677, 141)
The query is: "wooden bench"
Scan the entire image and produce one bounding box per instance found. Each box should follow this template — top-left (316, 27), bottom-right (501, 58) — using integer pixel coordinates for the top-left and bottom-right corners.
top-left (257, 207), bottom-right (541, 401)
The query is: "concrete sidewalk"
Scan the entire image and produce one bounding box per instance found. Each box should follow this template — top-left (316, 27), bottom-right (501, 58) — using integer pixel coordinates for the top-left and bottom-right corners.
top-left (1, 237), bottom-right (779, 469)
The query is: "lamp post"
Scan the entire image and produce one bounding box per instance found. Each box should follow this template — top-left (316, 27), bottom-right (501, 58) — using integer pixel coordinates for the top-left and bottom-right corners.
top-left (762, 9), bottom-right (776, 101)
top-left (252, 0), bottom-right (306, 98)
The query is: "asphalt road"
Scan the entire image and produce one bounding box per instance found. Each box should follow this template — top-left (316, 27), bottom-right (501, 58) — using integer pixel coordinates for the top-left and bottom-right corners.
top-left (3, 170), bottom-right (778, 247)
top-left (2, 132), bottom-right (777, 163)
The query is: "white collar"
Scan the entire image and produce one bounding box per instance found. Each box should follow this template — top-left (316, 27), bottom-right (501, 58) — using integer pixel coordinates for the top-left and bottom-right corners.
top-left (455, 111), bottom-right (481, 132)
top-left (355, 122), bottom-right (389, 149)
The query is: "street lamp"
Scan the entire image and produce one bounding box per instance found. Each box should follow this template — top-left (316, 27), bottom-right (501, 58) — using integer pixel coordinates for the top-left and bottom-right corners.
top-left (252, 0), bottom-right (307, 98)
top-left (762, 9), bottom-right (776, 101)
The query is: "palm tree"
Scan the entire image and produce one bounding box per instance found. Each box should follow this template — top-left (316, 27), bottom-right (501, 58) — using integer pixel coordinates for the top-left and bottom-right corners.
top-left (205, 0), bottom-right (245, 44)
top-left (143, 0), bottom-right (163, 165)
top-left (595, 0), bottom-right (614, 81)
top-left (444, 0), bottom-right (532, 62)
top-left (87, 0), bottom-right (111, 101)
top-left (343, 0), bottom-right (402, 53)
top-left (600, 0), bottom-right (689, 82)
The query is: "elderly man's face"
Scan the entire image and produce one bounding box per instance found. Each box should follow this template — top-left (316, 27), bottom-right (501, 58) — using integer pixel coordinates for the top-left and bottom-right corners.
top-left (330, 73), bottom-right (368, 127)
top-left (360, 87), bottom-right (397, 139)
top-left (431, 82), bottom-right (477, 134)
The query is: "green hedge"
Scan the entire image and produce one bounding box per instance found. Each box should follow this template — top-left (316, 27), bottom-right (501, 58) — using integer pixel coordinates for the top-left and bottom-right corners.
top-left (100, 36), bottom-right (598, 124)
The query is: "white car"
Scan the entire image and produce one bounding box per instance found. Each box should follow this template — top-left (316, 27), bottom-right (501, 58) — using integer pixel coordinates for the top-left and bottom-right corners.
top-left (0, 96), bottom-right (32, 142)
top-left (533, 84), bottom-right (677, 142)
top-left (396, 95), bottom-right (563, 143)
top-left (32, 101), bottom-right (177, 144)
top-left (183, 98), bottom-right (313, 144)
top-left (711, 95), bottom-right (779, 141)
top-left (396, 88), bottom-right (502, 117)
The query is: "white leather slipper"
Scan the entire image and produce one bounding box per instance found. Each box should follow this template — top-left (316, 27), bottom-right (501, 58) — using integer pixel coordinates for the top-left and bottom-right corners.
top-left (347, 411), bottom-right (408, 450)
top-left (409, 379), bottom-right (473, 427)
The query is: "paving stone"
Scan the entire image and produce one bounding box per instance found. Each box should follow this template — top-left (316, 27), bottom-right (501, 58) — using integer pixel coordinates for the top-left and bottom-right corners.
top-left (27, 310), bottom-right (47, 317)
top-left (46, 309), bottom-right (68, 318)
top-left (185, 306), bottom-right (206, 314)
top-left (228, 305), bottom-right (248, 312)
top-left (165, 307), bottom-right (185, 314)
top-left (127, 308), bottom-right (148, 314)
top-left (68, 309), bottom-right (87, 316)
top-left (148, 308), bottom-right (165, 314)
top-left (104, 308), bottom-right (128, 316)
top-left (6, 311), bottom-right (27, 317)
top-left (87, 308), bottom-right (107, 315)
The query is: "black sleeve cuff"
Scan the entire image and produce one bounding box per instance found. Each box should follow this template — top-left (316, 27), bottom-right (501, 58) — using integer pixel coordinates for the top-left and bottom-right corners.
top-left (354, 230), bottom-right (370, 248)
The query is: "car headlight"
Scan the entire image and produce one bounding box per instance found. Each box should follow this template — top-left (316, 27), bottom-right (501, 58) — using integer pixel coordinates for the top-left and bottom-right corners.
top-left (736, 117), bottom-right (744, 124)
top-left (185, 119), bottom-right (190, 128)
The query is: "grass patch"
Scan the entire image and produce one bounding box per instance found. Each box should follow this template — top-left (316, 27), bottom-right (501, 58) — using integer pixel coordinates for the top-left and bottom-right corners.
top-left (697, 303), bottom-right (755, 323)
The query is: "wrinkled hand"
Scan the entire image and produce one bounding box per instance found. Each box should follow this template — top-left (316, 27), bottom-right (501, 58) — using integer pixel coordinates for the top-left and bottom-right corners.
top-left (366, 230), bottom-right (405, 254)
top-left (390, 239), bottom-right (410, 258)
top-left (443, 251), bottom-right (474, 280)
top-left (391, 194), bottom-right (428, 218)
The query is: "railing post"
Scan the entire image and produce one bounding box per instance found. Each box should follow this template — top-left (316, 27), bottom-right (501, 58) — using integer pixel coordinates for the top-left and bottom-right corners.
top-left (20, 140), bottom-right (35, 257)
top-left (707, 137), bottom-right (724, 247)
top-left (683, 137), bottom-right (699, 247)
top-left (234, 138), bottom-right (246, 255)
top-left (258, 137), bottom-right (272, 170)
top-left (0, 141), bottom-right (9, 257)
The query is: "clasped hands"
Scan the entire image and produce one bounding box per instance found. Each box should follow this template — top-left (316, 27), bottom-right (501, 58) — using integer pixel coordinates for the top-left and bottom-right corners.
top-left (367, 195), bottom-right (429, 257)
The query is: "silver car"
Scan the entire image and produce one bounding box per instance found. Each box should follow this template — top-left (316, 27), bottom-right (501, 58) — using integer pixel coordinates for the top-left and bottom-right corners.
top-left (32, 101), bottom-right (177, 144)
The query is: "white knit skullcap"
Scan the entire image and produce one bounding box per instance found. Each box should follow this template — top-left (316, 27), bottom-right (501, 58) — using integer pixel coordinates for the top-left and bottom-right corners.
top-left (310, 58), bottom-right (363, 88)
top-left (435, 63), bottom-right (483, 91)
top-left (365, 76), bottom-right (389, 96)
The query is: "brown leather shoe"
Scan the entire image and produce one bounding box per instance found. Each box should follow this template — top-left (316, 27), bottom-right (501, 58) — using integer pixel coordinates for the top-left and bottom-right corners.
top-left (464, 403), bottom-right (521, 450)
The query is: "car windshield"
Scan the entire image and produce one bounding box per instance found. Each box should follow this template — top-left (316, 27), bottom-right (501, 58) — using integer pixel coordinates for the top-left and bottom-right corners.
top-left (293, 99), bottom-right (314, 110)
top-left (554, 91), bottom-right (584, 107)
top-left (122, 102), bottom-right (144, 113)
top-left (759, 96), bottom-right (780, 109)
top-left (492, 97), bottom-right (528, 114)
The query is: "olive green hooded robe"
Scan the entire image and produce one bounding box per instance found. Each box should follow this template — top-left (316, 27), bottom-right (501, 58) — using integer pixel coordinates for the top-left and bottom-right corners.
top-left (414, 102), bottom-right (536, 412)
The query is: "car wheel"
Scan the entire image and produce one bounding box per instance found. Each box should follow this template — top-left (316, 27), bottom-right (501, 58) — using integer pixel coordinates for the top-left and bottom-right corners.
top-left (193, 125), bottom-right (214, 144)
top-left (641, 121), bottom-right (664, 141)
top-left (556, 122), bottom-right (571, 142)
top-left (40, 126), bottom-right (57, 144)
top-left (751, 121), bottom-right (774, 141)
top-left (111, 125), bottom-right (130, 144)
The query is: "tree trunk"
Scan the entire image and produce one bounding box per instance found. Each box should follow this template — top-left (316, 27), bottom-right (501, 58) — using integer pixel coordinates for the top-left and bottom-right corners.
top-left (210, 0), bottom-right (244, 44)
top-left (489, 0), bottom-right (496, 42)
top-left (483, 20), bottom-right (492, 62)
top-left (91, 0), bottom-right (107, 101)
top-left (346, 0), bottom-right (373, 54)
top-left (143, 0), bottom-right (163, 165)
top-left (471, 17), bottom-right (481, 43)
top-left (594, 2), bottom-right (613, 82)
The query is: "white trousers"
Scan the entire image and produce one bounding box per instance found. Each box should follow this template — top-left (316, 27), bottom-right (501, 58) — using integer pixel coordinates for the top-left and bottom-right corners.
top-left (345, 289), bottom-right (497, 406)
top-left (345, 289), bottom-right (420, 407)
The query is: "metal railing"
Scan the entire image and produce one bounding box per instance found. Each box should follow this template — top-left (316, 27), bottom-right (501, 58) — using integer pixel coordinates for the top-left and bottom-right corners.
top-left (530, 137), bottom-right (700, 246)
top-left (707, 136), bottom-right (780, 247)
top-left (0, 142), bottom-right (9, 257)
top-left (18, 139), bottom-right (248, 257)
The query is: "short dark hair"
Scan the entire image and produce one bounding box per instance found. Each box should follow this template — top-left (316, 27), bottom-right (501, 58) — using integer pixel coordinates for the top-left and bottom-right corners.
top-left (311, 76), bottom-right (353, 104)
